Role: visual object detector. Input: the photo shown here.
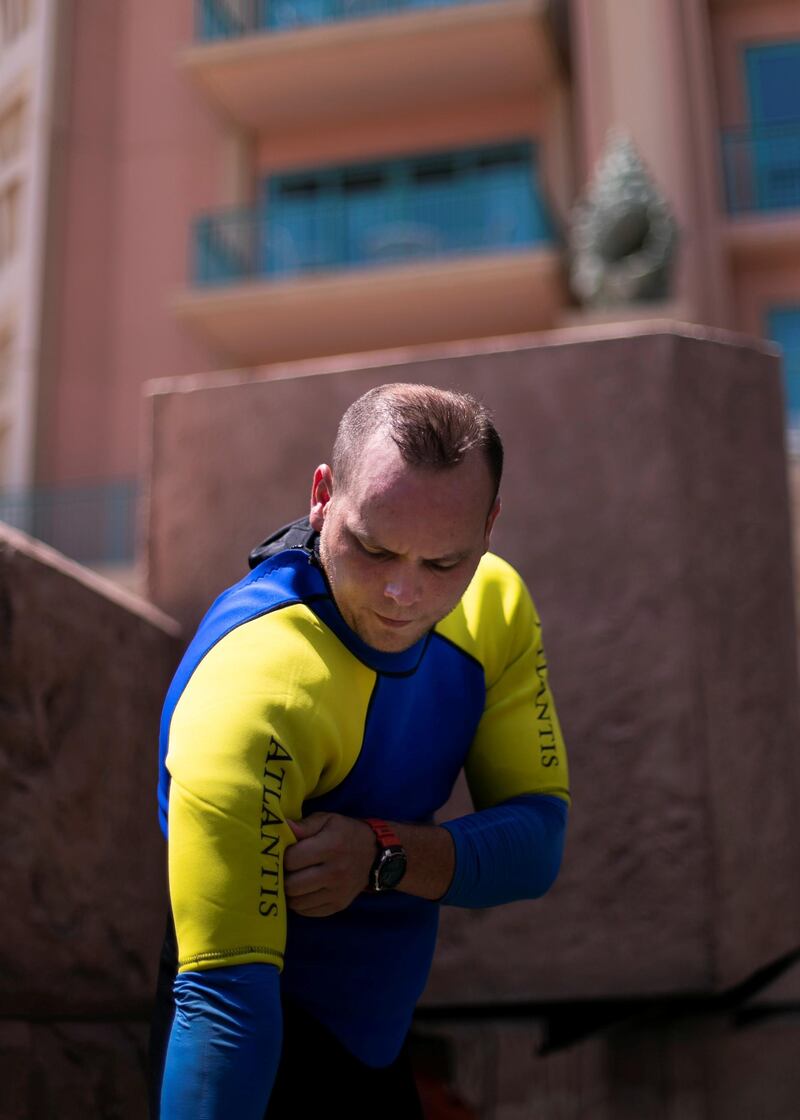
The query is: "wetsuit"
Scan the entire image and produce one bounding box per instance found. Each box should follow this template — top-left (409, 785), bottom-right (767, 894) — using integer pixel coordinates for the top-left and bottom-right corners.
top-left (153, 527), bottom-right (569, 1117)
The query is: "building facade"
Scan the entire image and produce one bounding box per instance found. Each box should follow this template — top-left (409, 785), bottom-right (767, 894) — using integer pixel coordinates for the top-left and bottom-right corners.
top-left (0, 0), bottom-right (58, 493)
top-left (0, 0), bottom-right (797, 571)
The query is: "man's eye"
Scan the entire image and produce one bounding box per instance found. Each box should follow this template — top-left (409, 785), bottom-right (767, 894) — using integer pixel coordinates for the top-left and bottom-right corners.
top-left (358, 540), bottom-right (389, 559)
top-left (427, 560), bottom-right (459, 573)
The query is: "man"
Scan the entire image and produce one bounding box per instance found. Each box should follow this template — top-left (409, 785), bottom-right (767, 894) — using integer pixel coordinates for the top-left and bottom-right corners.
top-left (151, 383), bottom-right (569, 1118)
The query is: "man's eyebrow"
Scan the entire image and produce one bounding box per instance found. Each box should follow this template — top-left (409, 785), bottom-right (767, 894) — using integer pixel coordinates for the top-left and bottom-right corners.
top-left (352, 526), bottom-right (470, 564)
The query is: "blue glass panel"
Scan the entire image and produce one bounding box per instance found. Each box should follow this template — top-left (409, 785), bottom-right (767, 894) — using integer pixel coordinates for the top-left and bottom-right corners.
top-left (198, 0), bottom-right (511, 37)
top-left (195, 211), bottom-right (257, 284)
top-left (198, 0), bottom-right (254, 39)
top-left (265, 176), bottom-right (338, 275)
top-left (266, 0), bottom-right (329, 30)
top-left (746, 43), bottom-right (800, 125)
top-left (257, 141), bottom-right (554, 279)
top-left (339, 166), bottom-right (395, 265)
top-left (743, 42), bottom-right (800, 212)
top-left (472, 152), bottom-right (552, 246)
top-left (767, 307), bottom-right (800, 428)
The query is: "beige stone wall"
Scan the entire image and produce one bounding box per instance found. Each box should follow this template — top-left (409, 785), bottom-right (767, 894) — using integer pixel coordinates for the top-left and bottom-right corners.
top-left (416, 1009), bottom-right (800, 1120)
top-left (144, 324), bottom-right (800, 1006)
top-left (0, 523), bottom-right (182, 1116)
top-left (0, 1020), bottom-right (150, 1119)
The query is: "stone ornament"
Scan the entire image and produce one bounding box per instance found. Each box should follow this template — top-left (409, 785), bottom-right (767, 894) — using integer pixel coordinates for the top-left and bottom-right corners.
top-left (569, 130), bottom-right (678, 307)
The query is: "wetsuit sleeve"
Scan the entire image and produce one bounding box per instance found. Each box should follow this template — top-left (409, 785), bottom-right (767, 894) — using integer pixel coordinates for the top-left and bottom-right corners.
top-left (161, 607), bottom-right (367, 1117)
top-left (440, 794), bottom-right (567, 907)
top-left (166, 615), bottom-right (335, 975)
top-left (439, 561), bottom-right (569, 907)
top-left (464, 575), bottom-right (569, 810)
top-left (160, 964), bottom-right (281, 1119)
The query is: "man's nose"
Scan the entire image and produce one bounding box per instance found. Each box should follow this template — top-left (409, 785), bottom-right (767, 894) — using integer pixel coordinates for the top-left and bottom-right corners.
top-left (383, 571), bottom-right (420, 607)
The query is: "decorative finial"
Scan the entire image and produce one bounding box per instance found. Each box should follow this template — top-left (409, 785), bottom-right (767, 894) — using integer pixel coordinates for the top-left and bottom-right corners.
top-left (569, 130), bottom-right (678, 307)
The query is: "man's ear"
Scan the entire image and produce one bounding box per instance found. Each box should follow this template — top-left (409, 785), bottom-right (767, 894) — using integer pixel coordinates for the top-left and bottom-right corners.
top-left (309, 464), bottom-right (334, 532)
top-left (483, 497), bottom-right (501, 551)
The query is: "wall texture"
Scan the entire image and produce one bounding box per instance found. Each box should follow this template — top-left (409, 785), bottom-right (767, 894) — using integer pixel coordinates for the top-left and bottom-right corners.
top-left (0, 523), bottom-right (182, 1116)
top-left (144, 324), bottom-right (800, 1004)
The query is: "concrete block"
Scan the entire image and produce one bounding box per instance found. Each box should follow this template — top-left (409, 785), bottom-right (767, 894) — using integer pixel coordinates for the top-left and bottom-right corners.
top-left (144, 324), bottom-right (800, 1001)
top-left (0, 1019), bottom-right (150, 1120)
top-left (0, 526), bottom-right (182, 1017)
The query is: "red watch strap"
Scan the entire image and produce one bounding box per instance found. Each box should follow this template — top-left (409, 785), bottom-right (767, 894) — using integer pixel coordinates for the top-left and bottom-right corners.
top-left (363, 818), bottom-right (402, 849)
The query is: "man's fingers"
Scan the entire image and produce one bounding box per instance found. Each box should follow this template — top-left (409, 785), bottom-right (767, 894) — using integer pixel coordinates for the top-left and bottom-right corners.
top-left (284, 865), bottom-right (327, 898)
top-left (286, 813), bottom-right (329, 842)
top-left (291, 904), bottom-right (336, 918)
top-left (283, 834), bottom-right (327, 872)
top-left (286, 887), bottom-right (335, 916)
top-left (282, 812), bottom-right (371, 916)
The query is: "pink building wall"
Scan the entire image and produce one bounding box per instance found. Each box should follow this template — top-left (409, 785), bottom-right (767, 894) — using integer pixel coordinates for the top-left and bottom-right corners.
top-left (256, 96), bottom-right (571, 224)
top-left (41, 1), bottom-right (572, 489)
top-left (257, 100), bottom-right (548, 172)
top-left (37, 2), bottom-right (122, 485)
top-left (709, 1), bottom-right (800, 341)
top-left (570, 0), bottom-right (732, 329)
top-left (36, 0), bottom-right (800, 492)
top-left (40, 0), bottom-right (225, 486)
top-left (732, 259), bottom-right (800, 339)
top-left (710, 0), bottom-right (800, 128)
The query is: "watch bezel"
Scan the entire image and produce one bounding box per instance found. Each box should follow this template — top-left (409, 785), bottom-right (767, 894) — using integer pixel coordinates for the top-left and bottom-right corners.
top-left (369, 845), bottom-right (407, 892)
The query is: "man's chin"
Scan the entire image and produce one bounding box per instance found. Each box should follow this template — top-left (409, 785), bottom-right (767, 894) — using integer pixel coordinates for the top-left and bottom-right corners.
top-left (358, 614), bottom-right (429, 653)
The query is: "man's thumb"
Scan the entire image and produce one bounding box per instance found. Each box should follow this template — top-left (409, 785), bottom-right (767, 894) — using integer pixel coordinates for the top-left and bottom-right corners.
top-left (286, 813), bottom-right (328, 840)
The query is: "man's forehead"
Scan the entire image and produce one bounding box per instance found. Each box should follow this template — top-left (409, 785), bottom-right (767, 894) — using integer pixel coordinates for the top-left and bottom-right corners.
top-left (342, 431), bottom-right (492, 501)
top-left (340, 451), bottom-right (493, 549)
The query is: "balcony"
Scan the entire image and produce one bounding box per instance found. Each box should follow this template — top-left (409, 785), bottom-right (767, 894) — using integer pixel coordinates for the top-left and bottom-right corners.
top-left (173, 188), bottom-right (563, 362)
top-left (179, 0), bottom-right (558, 132)
top-left (0, 480), bottom-right (138, 566)
top-left (197, 0), bottom-right (499, 37)
top-left (196, 160), bottom-right (553, 281)
top-left (721, 123), bottom-right (800, 261)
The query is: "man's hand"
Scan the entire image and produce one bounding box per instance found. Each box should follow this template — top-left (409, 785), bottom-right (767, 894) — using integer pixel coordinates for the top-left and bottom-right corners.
top-left (284, 813), bottom-right (457, 916)
top-left (284, 812), bottom-right (376, 917)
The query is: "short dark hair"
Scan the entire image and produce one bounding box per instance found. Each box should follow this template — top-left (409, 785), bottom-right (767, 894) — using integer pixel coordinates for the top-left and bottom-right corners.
top-left (332, 383), bottom-right (503, 503)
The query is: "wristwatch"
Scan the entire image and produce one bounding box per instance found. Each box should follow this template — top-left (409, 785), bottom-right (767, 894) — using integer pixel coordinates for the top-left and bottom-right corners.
top-left (363, 818), bottom-right (407, 892)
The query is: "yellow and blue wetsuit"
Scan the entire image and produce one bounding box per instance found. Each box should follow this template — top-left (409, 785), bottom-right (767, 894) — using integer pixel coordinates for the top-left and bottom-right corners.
top-left (156, 529), bottom-right (569, 1117)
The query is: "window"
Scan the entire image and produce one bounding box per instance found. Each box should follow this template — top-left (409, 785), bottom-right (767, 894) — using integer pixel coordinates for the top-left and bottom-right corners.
top-left (746, 42), bottom-right (800, 125)
top-left (0, 180), bottom-right (21, 266)
top-left (743, 41), bottom-right (800, 211)
top-left (0, 0), bottom-right (32, 46)
top-left (0, 98), bottom-right (25, 168)
top-left (767, 307), bottom-right (800, 448)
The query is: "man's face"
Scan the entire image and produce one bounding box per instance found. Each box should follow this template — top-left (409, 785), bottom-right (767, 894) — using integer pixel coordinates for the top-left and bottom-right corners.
top-left (309, 432), bottom-right (500, 652)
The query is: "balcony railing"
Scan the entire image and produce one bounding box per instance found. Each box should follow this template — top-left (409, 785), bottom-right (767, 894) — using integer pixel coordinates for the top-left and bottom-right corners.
top-left (0, 479), bottom-right (138, 566)
top-left (194, 184), bottom-right (553, 285)
top-left (196, 0), bottom-right (496, 38)
top-left (722, 123), bottom-right (800, 215)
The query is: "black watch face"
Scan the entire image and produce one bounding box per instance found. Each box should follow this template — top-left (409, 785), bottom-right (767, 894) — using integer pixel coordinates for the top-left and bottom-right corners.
top-left (377, 850), bottom-right (407, 890)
